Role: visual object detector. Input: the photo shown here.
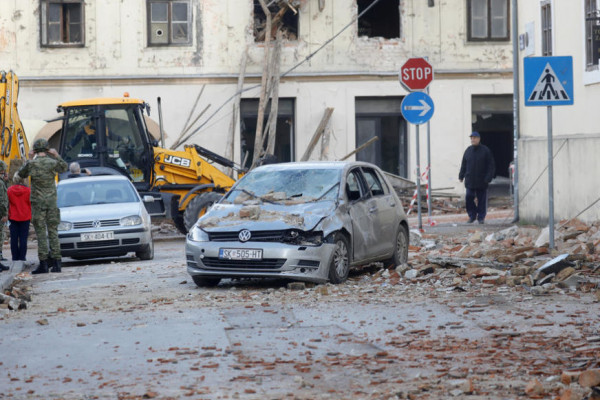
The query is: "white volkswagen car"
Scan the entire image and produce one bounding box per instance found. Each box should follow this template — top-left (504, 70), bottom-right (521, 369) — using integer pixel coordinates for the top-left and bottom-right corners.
top-left (186, 161), bottom-right (409, 287)
top-left (57, 175), bottom-right (154, 260)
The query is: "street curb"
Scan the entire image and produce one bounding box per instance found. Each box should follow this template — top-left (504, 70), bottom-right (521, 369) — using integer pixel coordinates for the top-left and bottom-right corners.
top-left (0, 261), bottom-right (26, 293)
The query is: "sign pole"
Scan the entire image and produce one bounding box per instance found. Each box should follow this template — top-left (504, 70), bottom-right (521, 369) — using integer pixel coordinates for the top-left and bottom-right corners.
top-left (416, 124), bottom-right (422, 230)
top-left (426, 87), bottom-right (432, 222)
top-left (547, 106), bottom-right (554, 249)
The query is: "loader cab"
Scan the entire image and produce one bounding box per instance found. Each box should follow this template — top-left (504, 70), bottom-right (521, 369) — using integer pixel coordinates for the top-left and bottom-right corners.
top-left (58, 98), bottom-right (154, 190)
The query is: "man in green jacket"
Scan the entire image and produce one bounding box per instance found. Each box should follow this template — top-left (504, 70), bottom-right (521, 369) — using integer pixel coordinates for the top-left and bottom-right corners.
top-left (18, 138), bottom-right (68, 274)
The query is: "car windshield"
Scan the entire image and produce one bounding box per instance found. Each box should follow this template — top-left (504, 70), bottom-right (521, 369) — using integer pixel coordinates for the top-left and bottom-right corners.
top-left (223, 168), bottom-right (341, 204)
top-left (57, 179), bottom-right (139, 207)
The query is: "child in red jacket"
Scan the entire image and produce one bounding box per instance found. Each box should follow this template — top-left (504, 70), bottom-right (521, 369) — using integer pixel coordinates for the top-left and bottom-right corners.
top-left (7, 175), bottom-right (31, 264)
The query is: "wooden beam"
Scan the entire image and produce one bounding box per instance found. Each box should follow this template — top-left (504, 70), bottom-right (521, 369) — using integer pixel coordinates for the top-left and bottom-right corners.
top-left (225, 47), bottom-right (248, 176)
top-left (339, 136), bottom-right (379, 161)
top-left (300, 107), bottom-right (334, 161)
top-left (251, 0), bottom-right (272, 168)
top-left (265, 32), bottom-right (282, 156)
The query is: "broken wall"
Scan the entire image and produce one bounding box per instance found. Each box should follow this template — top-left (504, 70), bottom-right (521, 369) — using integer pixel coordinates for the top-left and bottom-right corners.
top-left (3, 0), bottom-right (512, 197)
top-left (2, 1), bottom-right (511, 76)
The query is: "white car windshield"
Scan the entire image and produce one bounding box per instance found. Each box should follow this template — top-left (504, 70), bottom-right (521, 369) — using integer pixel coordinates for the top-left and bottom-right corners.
top-left (57, 179), bottom-right (139, 207)
top-left (224, 168), bottom-right (341, 204)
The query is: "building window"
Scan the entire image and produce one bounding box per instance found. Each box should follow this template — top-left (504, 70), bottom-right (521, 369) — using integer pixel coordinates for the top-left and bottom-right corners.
top-left (357, 0), bottom-right (400, 39)
top-left (541, 2), bottom-right (552, 56)
top-left (253, 1), bottom-right (299, 42)
top-left (585, 0), bottom-right (600, 68)
top-left (467, 0), bottom-right (509, 41)
top-left (355, 98), bottom-right (407, 178)
top-left (147, 0), bottom-right (192, 46)
top-left (40, 0), bottom-right (85, 47)
top-left (240, 99), bottom-right (295, 169)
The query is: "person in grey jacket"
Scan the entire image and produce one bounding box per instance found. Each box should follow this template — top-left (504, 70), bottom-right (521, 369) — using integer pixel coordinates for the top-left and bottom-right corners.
top-left (458, 131), bottom-right (495, 224)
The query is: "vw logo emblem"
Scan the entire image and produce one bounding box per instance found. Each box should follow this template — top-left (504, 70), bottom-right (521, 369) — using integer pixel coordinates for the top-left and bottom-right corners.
top-left (93, 220), bottom-right (101, 228)
top-left (238, 229), bottom-right (251, 242)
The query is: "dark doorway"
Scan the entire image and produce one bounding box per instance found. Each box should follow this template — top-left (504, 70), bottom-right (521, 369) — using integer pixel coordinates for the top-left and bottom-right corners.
top-left (240, 98), bottom-right (295, 169)
top-left (471, 95), bottom-right (514, 179)
top-left (355, 97), bottom-right (407, 177)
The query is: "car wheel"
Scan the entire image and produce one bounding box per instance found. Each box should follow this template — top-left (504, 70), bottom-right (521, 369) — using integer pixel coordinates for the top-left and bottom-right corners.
top-left (385, 224), bottom-right (409, 267)
top-left (136, 238), bottom-right (154, 260)
top-left (328, 233), bottom-right (350, 284)
top-left (192, 275), bottom-right (221, 287)
top-left (183, 192), bottom-right (223, 232)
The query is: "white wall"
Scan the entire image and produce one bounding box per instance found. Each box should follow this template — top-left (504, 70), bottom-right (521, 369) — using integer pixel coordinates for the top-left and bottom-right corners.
top-left (1, 1), bottom-right (512, 75)
top-left (517, 0), bottom-right (600, 222)
top-left (2, 0), bottom-right (513, 195)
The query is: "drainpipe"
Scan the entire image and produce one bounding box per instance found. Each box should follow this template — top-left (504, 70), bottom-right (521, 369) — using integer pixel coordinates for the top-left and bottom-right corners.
top-left (511, 0), bottom-right (520, 222)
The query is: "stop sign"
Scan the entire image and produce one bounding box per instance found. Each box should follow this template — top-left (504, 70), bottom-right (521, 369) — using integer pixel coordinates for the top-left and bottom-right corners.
top-left (400, 58), bottom-right (434, 91)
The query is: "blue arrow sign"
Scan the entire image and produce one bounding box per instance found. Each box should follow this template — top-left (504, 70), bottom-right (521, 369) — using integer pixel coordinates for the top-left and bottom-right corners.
top-left (524, 56), bottom-right (573, 106)
top-left (401, 92), bottom-right (434, 125)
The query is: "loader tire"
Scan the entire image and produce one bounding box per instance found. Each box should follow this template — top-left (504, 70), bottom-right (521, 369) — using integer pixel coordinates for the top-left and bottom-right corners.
top-left (173, 215), bottom-right (187, 235)
top-left (183, 192), bottom-right (223, 232)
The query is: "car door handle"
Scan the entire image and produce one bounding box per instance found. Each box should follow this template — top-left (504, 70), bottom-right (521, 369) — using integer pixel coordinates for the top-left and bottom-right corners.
top-left (369, 207), bottom-right (377, 213)
top-left (390, 202), bottom-right (396, 207)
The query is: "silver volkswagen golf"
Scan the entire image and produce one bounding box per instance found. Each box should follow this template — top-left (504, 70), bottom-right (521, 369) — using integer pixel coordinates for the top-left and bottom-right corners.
top-left (57, 175), bottom-right (154, 260)
top-left (186, 161), bottom-right (408, 287)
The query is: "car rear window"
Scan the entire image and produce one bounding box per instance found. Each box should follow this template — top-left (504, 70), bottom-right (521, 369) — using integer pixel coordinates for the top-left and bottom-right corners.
top-left (57, 180), bottom-right (139, 207)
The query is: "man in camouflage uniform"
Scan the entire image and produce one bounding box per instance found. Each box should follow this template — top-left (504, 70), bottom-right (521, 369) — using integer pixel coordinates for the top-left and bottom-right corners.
top-left (0, 161), bottom-right (8, 272)
top-left (17, 138), bottom-right (67, 274)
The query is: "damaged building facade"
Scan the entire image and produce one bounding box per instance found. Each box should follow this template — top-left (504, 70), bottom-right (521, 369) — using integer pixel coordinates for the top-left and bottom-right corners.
top-left (0, 0), bottom-right (512, 194)
top-left (517, 1), bottom-right (600, 223)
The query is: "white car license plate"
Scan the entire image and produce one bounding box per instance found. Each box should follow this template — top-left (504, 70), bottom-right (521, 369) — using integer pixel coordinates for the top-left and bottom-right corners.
top-left (81, 231), bottom-right (114, 241)
top-left (219, 248), bottom-right (262, 260)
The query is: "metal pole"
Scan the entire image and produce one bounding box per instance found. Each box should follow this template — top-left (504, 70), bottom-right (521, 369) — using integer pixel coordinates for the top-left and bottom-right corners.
top-left (416, 124), bottom-right (422, 230)
top-left (426, 88), bottom-right (432, 222)
top-left (547, 106), bottom-right (554, 248)
top-left (511, 0), bottom-right (520, 222)
top-left (157, 97), bottom-right (165, 148)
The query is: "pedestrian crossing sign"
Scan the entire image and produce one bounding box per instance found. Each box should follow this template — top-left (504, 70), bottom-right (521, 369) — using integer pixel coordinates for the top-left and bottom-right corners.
top-left (524, 56), bottom-right (573, 106)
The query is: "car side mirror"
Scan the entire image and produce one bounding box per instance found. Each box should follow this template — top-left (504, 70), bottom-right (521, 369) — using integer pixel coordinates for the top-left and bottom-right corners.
top-left (143, 195), bottom-right (155, 203)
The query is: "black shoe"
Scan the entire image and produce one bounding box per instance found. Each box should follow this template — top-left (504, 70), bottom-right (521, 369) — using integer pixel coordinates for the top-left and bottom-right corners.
top-left (32, 260), bottom-right (49, 275)
top-left (50, 259), bottom-right (62, 273)
top-left (0, 262), bottom-right (9, 272)
top-left (467, 217), bottom-right (475, 223)
top-left (478, 220), bottom-right (485, 224)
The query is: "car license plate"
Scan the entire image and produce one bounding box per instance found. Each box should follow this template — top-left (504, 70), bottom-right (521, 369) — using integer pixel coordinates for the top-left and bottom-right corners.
top-left (81, 231), bottom-right (114, 241)
top-left (219, 248), bottom-right (262, 260)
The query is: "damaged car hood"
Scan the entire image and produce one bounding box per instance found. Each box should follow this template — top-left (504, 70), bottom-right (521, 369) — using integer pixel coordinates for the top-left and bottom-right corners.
top-left (198, 201), bottom-right (337, 232)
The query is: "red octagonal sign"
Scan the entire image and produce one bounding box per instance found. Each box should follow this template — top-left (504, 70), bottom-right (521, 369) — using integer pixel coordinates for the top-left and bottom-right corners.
top-left (400, 58), bottom-right (434, 91)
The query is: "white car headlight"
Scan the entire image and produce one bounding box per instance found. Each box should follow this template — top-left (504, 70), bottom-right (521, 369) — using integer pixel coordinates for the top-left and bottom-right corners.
top-left (57, 221), bottom-right (73, 231)
top-left (120, 215), bottom-right (142, 226)
top-left (187, 226), bottom-right (209, 242)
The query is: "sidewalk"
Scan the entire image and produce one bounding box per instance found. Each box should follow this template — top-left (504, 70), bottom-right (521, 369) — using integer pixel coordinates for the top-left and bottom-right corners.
top-left (407, 208), bottom-right (515, 235)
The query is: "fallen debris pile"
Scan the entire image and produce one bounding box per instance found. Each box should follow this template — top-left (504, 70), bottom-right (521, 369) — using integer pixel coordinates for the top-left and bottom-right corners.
top-left (0, 282), bottom-right (30, 311)
top-left (404, 218), bottom-right (600, 296)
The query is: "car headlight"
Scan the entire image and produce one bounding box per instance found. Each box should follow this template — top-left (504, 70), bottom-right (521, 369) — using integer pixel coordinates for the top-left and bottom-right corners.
top-left (120, 215), bottom-right (142, 226)
top-left (57, 221), bottom-right (73, 231)
top-left (187, 226), bottom-right (209, 242)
